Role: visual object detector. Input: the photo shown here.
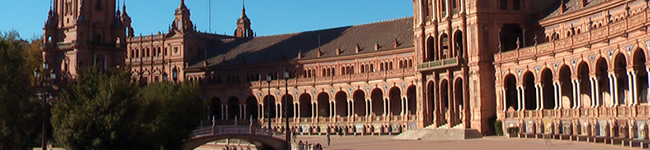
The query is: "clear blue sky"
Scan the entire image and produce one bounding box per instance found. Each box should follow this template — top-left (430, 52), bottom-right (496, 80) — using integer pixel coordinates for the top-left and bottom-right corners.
top-left (1, 0), bottom-right (413, 40)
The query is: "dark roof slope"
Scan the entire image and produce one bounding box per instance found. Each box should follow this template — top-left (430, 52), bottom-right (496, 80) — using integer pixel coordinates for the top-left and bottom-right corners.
top-left (189, 17), bottom-right (413, 68)
top-left (540, 0), bottom-right (605, 21)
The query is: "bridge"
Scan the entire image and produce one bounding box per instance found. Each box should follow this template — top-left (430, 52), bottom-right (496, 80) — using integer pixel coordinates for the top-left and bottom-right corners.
top-left (183, 126), bottom-right (288, 150)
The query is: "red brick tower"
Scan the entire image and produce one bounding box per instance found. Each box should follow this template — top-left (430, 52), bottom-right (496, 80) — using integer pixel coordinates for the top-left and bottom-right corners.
top-left (234, 3), bottom-right (253, 38)
top-left (42, 0), bottom-right (127, 80)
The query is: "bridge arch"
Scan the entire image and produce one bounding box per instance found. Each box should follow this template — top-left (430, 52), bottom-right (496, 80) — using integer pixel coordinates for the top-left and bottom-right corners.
top-left (183, 127), bottom-right (287, 150)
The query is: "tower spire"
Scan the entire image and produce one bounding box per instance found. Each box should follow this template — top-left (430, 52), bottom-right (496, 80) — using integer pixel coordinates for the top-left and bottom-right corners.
top-left (242, 0), bottom-right (246, 16)
top-left (234, 0), bottom-right (253, 38)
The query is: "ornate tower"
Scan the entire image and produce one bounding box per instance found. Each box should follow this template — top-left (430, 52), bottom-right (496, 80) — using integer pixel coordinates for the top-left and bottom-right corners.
top-left (172, 0), bottom-right (195, 33)
top-left (234, 3), bottom-right (253, 38)
top-left (42, 0), bottom-right (127, 80)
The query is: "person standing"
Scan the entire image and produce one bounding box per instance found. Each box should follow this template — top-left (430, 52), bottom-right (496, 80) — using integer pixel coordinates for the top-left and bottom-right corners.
top-left (326, 132), bottom-right (331, 146)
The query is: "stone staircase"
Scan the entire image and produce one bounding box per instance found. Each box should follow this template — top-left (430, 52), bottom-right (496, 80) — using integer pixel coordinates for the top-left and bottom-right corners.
top-left (395, 123), bottom-right (482, 141)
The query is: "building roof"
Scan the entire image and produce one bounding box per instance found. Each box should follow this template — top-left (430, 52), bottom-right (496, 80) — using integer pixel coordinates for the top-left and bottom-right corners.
top-left (189, 17), bottom-right (414, 68)
top-left (540, 0), bottom-right (605, 21)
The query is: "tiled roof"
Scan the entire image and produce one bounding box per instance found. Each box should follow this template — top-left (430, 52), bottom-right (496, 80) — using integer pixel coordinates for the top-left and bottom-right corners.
top-left (540, 0), bottom-right (605, 21)
top-left (189, 17), bottom-right (414, 68)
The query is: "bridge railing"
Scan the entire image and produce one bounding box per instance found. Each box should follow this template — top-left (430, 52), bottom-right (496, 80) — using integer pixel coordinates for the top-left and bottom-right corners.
top-left (189, 126), bottom-right (284, 140)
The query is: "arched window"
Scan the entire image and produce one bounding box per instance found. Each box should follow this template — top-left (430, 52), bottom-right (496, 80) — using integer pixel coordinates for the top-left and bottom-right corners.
top-left (172, 68), bottom-right (178, 81)
top-left (162, 73), bottom-right (168, 81)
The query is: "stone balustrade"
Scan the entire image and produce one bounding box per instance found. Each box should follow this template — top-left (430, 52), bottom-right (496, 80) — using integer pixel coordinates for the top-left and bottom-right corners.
top-left (494, 11), bottom-right (648, 64)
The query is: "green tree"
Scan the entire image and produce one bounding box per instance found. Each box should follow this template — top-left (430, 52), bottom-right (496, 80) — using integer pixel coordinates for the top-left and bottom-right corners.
top-left (138, 82), bottom-right (205, 149)
top-left (51, 67), bottom-right (146, 150)
top-left (0, 31), bottom-right (43, 150)
top-left (52, 67), bottom-right (206, 149)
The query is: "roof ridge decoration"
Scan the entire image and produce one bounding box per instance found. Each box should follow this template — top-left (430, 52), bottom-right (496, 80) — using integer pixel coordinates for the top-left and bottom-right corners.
top-left (336, 48), bottom-right (342, 56)
top-left (356, 44), bottom-right (362, 53)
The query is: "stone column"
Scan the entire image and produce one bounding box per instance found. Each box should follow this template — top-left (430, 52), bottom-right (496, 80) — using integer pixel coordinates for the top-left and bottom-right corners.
top-left (628, 70), bottom-right (638, 106)
top-left (367, 99), bottom-right (371, 117)
top-left (401, 97), bottom-right (405, 116)
top-left (332, 101), bottom-right (336, 118)
top-left (647, 68), bottom-right (650, 103)
top-left (402, 97), bottom-right (409, 116)
top-left (609, 73), bottom-right (617, 107)
top-left (222, 105), bottom-right (227, 120)
top-left (590, 76), bottom-right (597, 108)
top-left (277, 104), bottom-right (281, 119)
top-left (295, 103), bottom-right (299, 119)
top-left (297, 103), bottom-right (301, 118)
top-left (385, 97), bottom-right (389, 116)
top-left (348, 100), bottom-right (352, 118)
top-left (314, 103), bottom-right (318, 119)
top-left (502, 87), bottom-right (507, 112)
top-left (446, 81), bottom-right (454, 128)
top-left (260, 104), bottom-right (265, 120)
top-left (573, 79), bottom-right (580, 109)
top-left (240, 104), bottom-right (245, 119)
top-left (516, 86), bottom-right (522, 111)
top-left (554, 82), bottom-right (560, 110)
top-left (382, 97), bottom-right (390, 116)
top-left (535, 84), bottom-right (541, 110)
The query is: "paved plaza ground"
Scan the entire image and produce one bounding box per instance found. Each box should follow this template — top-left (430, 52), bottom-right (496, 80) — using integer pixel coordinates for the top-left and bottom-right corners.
top-left (293, 135), bottom-right (635, 150)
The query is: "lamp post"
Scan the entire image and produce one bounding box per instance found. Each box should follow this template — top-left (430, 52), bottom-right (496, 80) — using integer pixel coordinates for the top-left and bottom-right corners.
top-left (34, 63), bottom-right (56, 150)
top-left (266, 74), bottom-right (272, 129)
top-left (283, 70), bottom-right (291, 150)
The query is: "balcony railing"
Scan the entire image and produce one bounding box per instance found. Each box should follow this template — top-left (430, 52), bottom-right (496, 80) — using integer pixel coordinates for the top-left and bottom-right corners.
top-left (503, 105), bottom-right (650, 120)
top-left (204, 68), bottom-right (415, 89)
top-left (494, 11), bottom-right (648, 64)
top-left (418, 57), bottom-right (459, 71)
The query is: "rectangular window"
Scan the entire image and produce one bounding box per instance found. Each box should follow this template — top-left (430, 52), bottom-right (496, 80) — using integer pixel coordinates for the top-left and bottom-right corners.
top-left (441, 0), bottom-right (447, 16)
top-left (500, 0), bottom-right (508, 10)
top-left (513, 0), bottom-right (521, 10)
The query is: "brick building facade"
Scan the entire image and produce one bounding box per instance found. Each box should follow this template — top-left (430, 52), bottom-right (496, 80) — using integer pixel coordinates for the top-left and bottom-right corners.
top-left (42, 0), bottom-right (650, 139)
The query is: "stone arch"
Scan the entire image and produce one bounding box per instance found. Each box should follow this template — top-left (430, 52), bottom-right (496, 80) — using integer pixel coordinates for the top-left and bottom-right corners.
top-left (426, 80), bottom-right (436, 125)
top-left (370, 88), bottom-right (384, 116)
top-left (541, 68), bottom-right (555, 109)
top-left (522, 71), bottom-right (536, 110)
top-left (353, 89), bottom-right (366, 116)
top-left (577, 62), bottom-right (592, 108)
top-left (389, 87), bottom-right (402, 115)
top-left (453, 77), bottom-right (464, 126)
top-left (614, 53), bottom-right (628, 105)
top-left (246, 96), bottom-right (259, 119)
top-left (210, 97), bottom-right (222, 120)
top-left (316, 92), bottom-right (330, 117)
top-left (440, 33), bottom-right (450, 59)
top-left (298, 93), bottom-right (313, 118)
top-left (228, 97), bottom-right (240, 120)
top-left (335, 91), bottom-right (348, 117)
top-left (504, 74), bottom-right (517, 111)
top-left (558, 65), bottom-right (574, 109)
top-left (440, 79), bottom-right (450, 124)
top-left (262, 95), bottom-right (277, 119)
top-left (452, 29), bottom-right (464, 58)
top-left (633, 48), bottom-right (649, 104)
top-left (407, 85), bottom-right (416, 115)
top-left (280, 94), bottom-right (295, 118)
top-left (426, 35), bottom-right (436, 61)
top-left (595, 57), bottom-right (611, 107)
